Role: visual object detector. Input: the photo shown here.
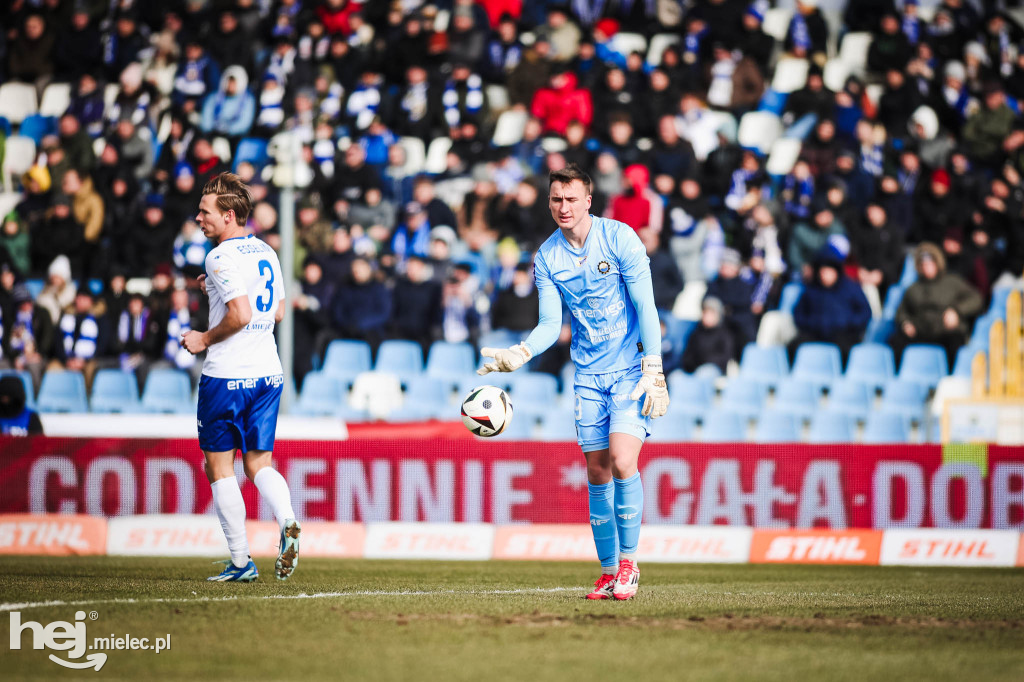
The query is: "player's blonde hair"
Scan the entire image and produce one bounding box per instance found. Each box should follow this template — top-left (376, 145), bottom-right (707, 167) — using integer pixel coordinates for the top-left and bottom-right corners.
top-left (202, 172), bottom-right (253, 225)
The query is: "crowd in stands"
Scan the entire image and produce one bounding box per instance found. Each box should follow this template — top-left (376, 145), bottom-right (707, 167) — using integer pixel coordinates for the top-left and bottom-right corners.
top-left (0, 0), bottom-right (1022, 403)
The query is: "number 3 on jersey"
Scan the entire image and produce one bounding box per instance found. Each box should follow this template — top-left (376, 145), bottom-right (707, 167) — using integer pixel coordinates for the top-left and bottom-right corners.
top-left (256, 259), bottom-right (275, 312)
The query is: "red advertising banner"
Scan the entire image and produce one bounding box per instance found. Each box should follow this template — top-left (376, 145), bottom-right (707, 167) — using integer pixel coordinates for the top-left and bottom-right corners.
top-left (2, 437), bottom-right (1023, 529)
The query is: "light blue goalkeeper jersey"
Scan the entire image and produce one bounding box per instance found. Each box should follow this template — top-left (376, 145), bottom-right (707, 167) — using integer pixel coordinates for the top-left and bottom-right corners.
top-left (524, 216), bottom-right (661, 375)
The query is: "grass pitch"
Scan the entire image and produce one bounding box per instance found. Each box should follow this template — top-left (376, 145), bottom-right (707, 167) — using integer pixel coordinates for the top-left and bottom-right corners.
top-left (2, 557), bottom-right (1023, 681)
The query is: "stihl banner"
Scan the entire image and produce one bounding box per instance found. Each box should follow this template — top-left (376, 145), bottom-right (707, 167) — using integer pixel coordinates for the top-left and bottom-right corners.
top-left (2, 437), bottom-right (1023, 529)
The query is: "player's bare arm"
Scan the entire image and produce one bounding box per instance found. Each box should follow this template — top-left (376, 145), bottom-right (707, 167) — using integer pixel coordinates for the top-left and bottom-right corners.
top-left (181, 295), bottom-right (252, 354)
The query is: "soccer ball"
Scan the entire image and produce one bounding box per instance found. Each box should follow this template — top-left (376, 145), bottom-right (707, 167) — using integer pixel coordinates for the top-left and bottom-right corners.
top-left (461, 385), bottom-right (513, 437)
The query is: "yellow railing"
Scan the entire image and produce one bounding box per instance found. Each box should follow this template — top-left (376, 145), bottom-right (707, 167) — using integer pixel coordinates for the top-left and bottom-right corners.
top-left (972, 290), bottom-right (1023, 397)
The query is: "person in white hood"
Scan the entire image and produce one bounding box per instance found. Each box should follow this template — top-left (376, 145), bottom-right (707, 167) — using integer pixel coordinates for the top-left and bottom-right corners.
top-left (200, 65), bottom-right (256, 140)
top-left (908, 105), bottom-right (954, 169)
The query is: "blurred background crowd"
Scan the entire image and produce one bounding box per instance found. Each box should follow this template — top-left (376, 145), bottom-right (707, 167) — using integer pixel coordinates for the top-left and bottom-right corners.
top-left (0, 0), bottom-right (1021, 401)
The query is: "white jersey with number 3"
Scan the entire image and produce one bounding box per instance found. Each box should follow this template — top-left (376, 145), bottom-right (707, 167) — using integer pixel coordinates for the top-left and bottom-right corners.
top-left (203, 234), bottom-right (285, 379)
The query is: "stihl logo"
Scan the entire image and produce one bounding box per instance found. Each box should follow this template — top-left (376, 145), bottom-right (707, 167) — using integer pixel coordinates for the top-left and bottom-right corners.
top-left (899, 540), bottom-right (995, 560)
top-left (765, 536), bottom-right (866, 562)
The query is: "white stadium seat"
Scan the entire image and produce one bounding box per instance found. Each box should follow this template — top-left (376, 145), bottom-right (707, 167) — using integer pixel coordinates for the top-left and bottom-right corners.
top-left (822, 59), bottom-right (850, 93)
top-left (838, 32), bottom-right (873, 77)
top-left (424, 137), bottom-right (452, 174)
top-left (672, 281), bottom-right (708, 321)
top-left (350, 371), bottom-right (403, 420)
top-left (0, 82), bottom-right (39, 124)
top-left (397, 136), bottom-right (426, 175)
top-left (771, 58), bottom-right (810, 94)
top-left (762, 8), bottom-right (793, 42)
top-left (39, 83), bottom-right (71, 117)
top-left (610, 32), bottom-right (647, 58)
top-left (646, 33), bottom-right (680, 66)
top-left (766, 137), bottom-right (802, 176)
top-left (738, 111), bottom-right (783, 155)
top-left (492, 109), bottom-right (528, 147)
top-left (2, 135), bottom-right (37, 192)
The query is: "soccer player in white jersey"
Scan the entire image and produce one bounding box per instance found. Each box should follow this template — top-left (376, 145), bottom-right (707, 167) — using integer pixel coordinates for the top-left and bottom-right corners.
top-left (180, 173), bottom-right (301, 582)
top-left (479, 163), bottom-right (669, 600)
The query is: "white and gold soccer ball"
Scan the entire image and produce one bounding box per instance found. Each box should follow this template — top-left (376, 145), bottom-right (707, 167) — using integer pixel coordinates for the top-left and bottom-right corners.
top-left (460, 385), bottom-right (513, 437)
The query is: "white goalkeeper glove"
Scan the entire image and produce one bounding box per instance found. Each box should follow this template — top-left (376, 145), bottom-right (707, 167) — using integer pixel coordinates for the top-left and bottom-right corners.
top-left (477, 343), bottom-right (533, 375)
top-left (629, 355), bottom-right (670, 418)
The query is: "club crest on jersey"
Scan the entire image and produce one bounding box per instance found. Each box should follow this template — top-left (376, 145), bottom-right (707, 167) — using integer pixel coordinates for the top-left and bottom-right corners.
top-left (597, 260), bottom-right (611, 274)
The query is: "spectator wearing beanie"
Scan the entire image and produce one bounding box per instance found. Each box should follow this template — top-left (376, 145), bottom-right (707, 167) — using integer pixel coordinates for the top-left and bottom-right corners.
top-left (789, 242), bottom-right (871, 364)
top-left (914, 168), bottom-right (967, 246)
top-left (705, 249), bottom-right (759, 352)
top-left (963, 82), bottom-right (1016, 169)
top-left (682, 297), bottom-right (735, 374)
top-left (788, 197), bottom-right (846, 277)
top-left (852, 201), bottom-right (905, 300)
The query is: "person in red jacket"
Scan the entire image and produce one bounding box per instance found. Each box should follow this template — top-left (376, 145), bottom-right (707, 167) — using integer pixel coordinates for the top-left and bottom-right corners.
top-left (607, 164), bottom-right (664, 234)
top-left (480, 0), bottom-right (522, 28)
top-left (530, 69), bottom-right (593, 135)
top-left (317, 0), bottom-right (362, 36)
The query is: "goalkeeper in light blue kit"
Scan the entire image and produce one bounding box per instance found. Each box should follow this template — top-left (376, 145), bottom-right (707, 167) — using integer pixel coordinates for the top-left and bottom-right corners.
top-left (479, 163), bottom-right (669, 600)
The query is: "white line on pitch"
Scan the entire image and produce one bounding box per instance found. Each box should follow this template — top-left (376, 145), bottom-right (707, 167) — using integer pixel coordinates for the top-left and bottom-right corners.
top-left (0, 587), bottom-right (578, 613)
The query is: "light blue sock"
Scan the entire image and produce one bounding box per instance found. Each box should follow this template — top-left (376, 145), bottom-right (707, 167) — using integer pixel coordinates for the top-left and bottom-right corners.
top-left (588, 481), bottom-right (618, 571)
top-left (613, 473), bottom-right (643, 556)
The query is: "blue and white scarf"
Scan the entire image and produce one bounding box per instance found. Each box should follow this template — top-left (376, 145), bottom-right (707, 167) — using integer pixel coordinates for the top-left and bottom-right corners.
top-left (902, 15), bottom-right (921, 44)
top-left (118, 309), bottom-right (149, 347)
top-left (789, 14), bottom-right (811, 52)
top-left (572, 0), bottom-right (608, 27)
top-left (8, 309), bottom-right (35, 354)
top-left (60, 313), bottom-right (98, 360)
top-left (444, 74), bottom-right (484, 127)
top-left (347, 83), bottom-right (382, 130)
top-left (165, 308), bottom-right (195, 369)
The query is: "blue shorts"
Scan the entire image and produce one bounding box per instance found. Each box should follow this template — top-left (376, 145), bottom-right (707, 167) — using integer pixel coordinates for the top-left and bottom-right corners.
top-left (574, 366), bottom-right (650, 452)
top-left (197, 374), bottom-right (284, 453)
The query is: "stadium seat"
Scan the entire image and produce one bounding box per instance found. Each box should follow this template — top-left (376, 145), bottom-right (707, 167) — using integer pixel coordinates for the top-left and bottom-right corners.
top-left (772, 378), bottom-right (818, 421)
top-left (375, 339), bottom-right (424, 383)
top-left (825, 379), bottom-right (872, 421)
top-left (498, 413), bottom-right (533, 439)
top-left (862, 412), bottom-right (910, 444)
top-left (777, 282), bottom-right (804, 315)
top-left (898, 344), bottom-right (949, 392)
top-left (0, 82), bottom-right (38, 124)
top-left (646, 33), bottom-right (680, 65)
top-left (424, 137), bottom-right (452, 174)
top-left (36, 371), bottom-right (88, 413)
top-left (863, 318), bottom-right (895, 345)
top-left (17, 114), bottom-right (57, 144)
top-left (141, 369), bottom-right (193, 414)
top-left (881, 285), bottom-right (905, 320)
top-left (879, 380), bottom-right (927, 423)
top-left (791, 342), bottom-right (842, 390)
top-left (765, 137), bottom-right (802, 176)
top-left (671, 280), bottom-right (707, 321)
top-left (2, 135), bottom-right (37, 192)
top-left (739, 344), bottom-right (789, 388)
top-left (838, 32), bottom-right (873, 76)
top-left (667, 371), bottom-right (715, 417)
top-left (694, 363), bottom-right (723, 379)
top-left (952, 346), bottom-right (980, 378)
top-left (396, 136), bottom-right (426, 175)
top-left (211, 136), bottom-right (232, 162)
top-left (39, 82), bottom-right (71, 117)
top-left (648, 415), bottom-right (697, 442)
top-left (762, 8), bottom-right (793, 41)
top-left (294, 371), bottom-right (348, 417)
top-left (485, 84), bottom-right (509, 112)
top-left (399, 375), bottom-right (451, 420)
top-left (970, 313), bottom-right (998, 350)
top-left (507, 373), bottom-right (559, 421)
top-left (232, 137), bottom-right (270, 172)
top-left (536, 410), bottom-right (579, 441)
top-left (0, 191), bottom-right (21, 220)
top-left (610, 32), bottom-right (647, 58)
top-left (754, 411), bottom-right (801, 443)
top-left (540, 136), bottom-right (568, 153)
top-left (770, 58), bottom-right (810, 94)
top-left (90, 369), bottom-right (140, 413)
top-left (321, 339), bottom-right (373, 383)
top-left (738, 111), bottom-right (783, 155)
top-left (897, 253), bottom-right (917, 289)
top-left (350, 371), bottom-right (403, 419)
top-left (0, 116), bottom-right (10, 136)
top-left (822, 59), bottom-right (850, 92)
top-left (0, 369), bottom-right (36, 409)
top-left (701, 410), bottom-right (746, 442)
top-left (807, 412), bottom-right (855, 443)
top-left (988, 286), bottom-right (1016, 317)
top-left (492, 109), bottom-right (528, 147)
top-left (426, 341), bottom-right (476, 383)
top-left (845, 343), bottom-right (895, 390)
top-left (720, 380), bottom-right (767, 418)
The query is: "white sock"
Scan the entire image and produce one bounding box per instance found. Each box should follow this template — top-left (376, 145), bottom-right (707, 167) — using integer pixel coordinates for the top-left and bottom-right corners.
top-left (253, 467), bottom-right (296, 532)
top-left (211, 477), bottom-right (250, 568)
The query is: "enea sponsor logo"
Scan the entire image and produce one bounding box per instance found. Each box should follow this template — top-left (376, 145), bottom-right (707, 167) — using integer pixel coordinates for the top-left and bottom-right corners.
top-left (750, 530), bottom-right (883, 565)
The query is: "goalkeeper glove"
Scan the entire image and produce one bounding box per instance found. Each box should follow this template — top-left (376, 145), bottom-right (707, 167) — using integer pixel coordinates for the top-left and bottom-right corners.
top-left (629, 355), bottom-right (670, 418)
top-left (477, 343), bottom-right (532, 375)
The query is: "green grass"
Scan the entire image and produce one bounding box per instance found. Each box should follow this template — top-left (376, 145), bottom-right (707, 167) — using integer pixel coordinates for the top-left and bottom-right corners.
top-left (2, 557), bottom-right (1023, 681)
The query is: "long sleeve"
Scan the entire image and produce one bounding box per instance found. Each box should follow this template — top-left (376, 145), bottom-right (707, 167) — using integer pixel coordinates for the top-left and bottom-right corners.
top-left (521, 254), bottom-right (562, 357)
top-left (625, 275), bottom-right (662, 357)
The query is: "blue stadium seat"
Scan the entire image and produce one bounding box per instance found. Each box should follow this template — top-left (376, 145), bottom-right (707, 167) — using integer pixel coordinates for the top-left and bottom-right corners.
top-left (988, 287), bottom-right (1017, 318)
top-left (0, 116), bottom-right (11, 136)
top-left (778, 282), bottom-right (803, 314)
top-left (952, 346), bottom-right (980, 378)
top-left (772, 378), bottom-right (818, 421)
top-left (17, 113), bottom-right (57, 143)
top-left (666, 371), bottom-right (715, 417)
top-left (498, 413), bottom-right (533, 439)
top-left (701, 411), bottom-right (746, 442)
top-left (807, 412), bottom-right (855, 443)
top-left (970, 313), bottom-right (997, 350)
top-left (36, 371), bottom-right (88, 413)
top-left (321, 339), bottom-right (373, 383)
top-left (845, 343), bottom-right (895, 390)
top-left (232, 137), bottom-right (270, 172)
top-left (897, 253), bottom-right (917, 288)
top-left (882, 285), bottom-right (905, 320)
top-left (559, 362), bottom-right (576, 394)
top-left (898, 344), bottom-right (948, 392)
top-left (141, 369), bottom-right (193, 414)
top-left (0, 369), bottom-right (36, 409)
top-left (375, 339), bottom-right (424, 383)
top-left (536, 410), bottom-right (579, 441)
top-left (863, 318), bottom-right (894, 345)
top-left (720, 379), bottom-right (767, 418)
top-left (754, 411), bottom-right (800, 442)
top-left (426, 341), bottom-right (476, 381)
top-left (90, 369), bottom-right (140, 413)
top-left (739, 343), bottom-right (789, 388)
top-left (648, 415), bottom-right (697, 442)
top-left (879, 380), bottom-right (927, 423)
top-left (791, 342), bottom-right (842, 390)
top-left (390, 375), bottom-right (451, 421)
top-left (693, 363), bottom-right (723, 379)
top-left (476, 330), bottom-right (519, 354)
top-left (862, 412), bottom-right (911, 444)
top-left (825, 379), bottom-right (872, 421)
top-left (507, 373), bottom-right (559, 420)
top-left (295, 371), bottom-right (348, 417)
top-left (456, 373), bottom-right (495, 403)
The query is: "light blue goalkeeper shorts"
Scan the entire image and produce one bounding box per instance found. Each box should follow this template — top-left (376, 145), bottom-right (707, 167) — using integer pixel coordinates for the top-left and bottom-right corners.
top-left (573, 365), bottom-right (651, 452)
